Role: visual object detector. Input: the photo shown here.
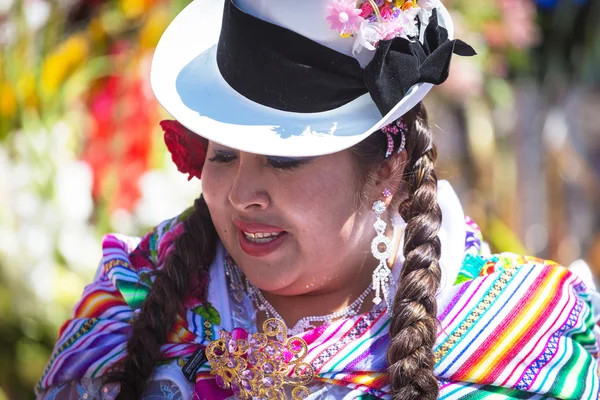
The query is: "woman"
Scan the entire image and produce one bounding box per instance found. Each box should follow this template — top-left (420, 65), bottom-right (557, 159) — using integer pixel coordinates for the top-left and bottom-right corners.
top-left (37, 0), bottom-right (600, 399)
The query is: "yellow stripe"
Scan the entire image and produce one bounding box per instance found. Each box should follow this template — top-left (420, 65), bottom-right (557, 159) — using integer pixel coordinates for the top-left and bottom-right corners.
top-left (468, 267), bottom-right (565, 381)
top-left (76, 291), bottom-right (119, 317)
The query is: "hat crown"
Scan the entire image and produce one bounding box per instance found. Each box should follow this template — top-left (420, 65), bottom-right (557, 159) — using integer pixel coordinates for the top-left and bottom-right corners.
top-left (234, 0), bottom-right (454, 66)
top-left (235, 0), bottom-right (354, 57)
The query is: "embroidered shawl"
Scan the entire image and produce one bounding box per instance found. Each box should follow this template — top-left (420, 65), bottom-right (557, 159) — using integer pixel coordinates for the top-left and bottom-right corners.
top-left (37, 212), bottom-right (600, 399)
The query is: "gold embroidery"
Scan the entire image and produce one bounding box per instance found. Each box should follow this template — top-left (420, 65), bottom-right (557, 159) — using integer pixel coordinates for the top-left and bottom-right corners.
top-left (206, 319), bottom-right (314, 399)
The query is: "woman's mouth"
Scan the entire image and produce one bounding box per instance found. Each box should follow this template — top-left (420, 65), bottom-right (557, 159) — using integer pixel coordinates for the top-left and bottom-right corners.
top-left (233, 220), bottom-right (288, 257)
top-left (242, 231), bottom-right (284, 244)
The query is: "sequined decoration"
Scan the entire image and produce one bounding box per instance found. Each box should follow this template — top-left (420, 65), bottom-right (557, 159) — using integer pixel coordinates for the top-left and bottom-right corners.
top-left (371, 200), bottom-right (393, 313)
top-left (381, 117), bottom-right (407, 158)
top-left (206, 319), bottom-right (314, 400)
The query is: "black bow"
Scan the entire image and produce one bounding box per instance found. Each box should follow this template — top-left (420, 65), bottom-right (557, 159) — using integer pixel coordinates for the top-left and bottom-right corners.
top-left (364, 9), bottom-right (477, 115)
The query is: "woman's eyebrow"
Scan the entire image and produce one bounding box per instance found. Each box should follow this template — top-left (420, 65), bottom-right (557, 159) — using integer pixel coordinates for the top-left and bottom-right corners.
top-left (266, 156), bottom-right (315, 162)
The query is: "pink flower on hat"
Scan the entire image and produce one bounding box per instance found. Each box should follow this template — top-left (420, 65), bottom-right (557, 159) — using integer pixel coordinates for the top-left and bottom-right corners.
top-left (379, 7), bottom-right (419, 40)
top-left (380, 4), bottom-right (394, 21)
top-left (327, 0), bottom-right (364, 36)
top-left (359, 1), bottom-right (374, 18)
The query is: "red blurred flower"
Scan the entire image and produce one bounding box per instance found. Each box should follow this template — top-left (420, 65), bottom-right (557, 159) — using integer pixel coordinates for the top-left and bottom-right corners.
top-left (83, 46), bottom-right (156, 213)
top-left (160, 120), bottom-right (208, 181)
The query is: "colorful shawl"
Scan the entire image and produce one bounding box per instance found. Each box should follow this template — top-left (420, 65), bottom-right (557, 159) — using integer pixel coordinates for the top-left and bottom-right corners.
top-left (37, 212), bottom-right (600, 399)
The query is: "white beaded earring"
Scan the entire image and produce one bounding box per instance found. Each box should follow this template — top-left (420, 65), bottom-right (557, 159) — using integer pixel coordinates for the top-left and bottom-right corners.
top-left (371, 189), bottom-right (394, 313)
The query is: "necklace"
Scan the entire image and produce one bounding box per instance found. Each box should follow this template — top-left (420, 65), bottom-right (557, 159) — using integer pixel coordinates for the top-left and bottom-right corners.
top-left (247, 281), bottom-right (374, 336)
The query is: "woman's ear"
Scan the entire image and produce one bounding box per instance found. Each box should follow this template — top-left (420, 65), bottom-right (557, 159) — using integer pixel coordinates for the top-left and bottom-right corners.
top-left (374, 151), bottom-right (407, 208)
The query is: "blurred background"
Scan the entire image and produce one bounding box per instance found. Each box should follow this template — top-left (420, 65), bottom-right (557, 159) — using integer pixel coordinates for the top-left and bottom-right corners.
top-left (0, 0), bottom-right (599, 398)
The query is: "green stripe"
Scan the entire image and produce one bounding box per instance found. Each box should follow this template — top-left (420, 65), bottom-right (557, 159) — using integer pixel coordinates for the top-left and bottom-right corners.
top-left (548, 339), bottom-right (588, 398)
top-left (458, 384), bottom-right (542, 399)
top-left (570, 301), bottom-right (596, 348)
top-left (92, 347), bottom-right (127, 377)
top-left (116, 280), bottom-right (150, 309)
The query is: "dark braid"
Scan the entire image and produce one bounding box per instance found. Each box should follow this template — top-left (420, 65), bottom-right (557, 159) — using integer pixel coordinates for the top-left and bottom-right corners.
top-left (351, 103), bottom-right (441, 399)
top-left (388, 104), bottom-right (442, 399)
top-left (105, 195), bottom-right (217, 399)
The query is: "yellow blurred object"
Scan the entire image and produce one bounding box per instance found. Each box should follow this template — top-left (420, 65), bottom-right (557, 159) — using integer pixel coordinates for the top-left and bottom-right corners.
top-left (17, 72), bottom-right (39, 110)
top-left (401, 0), bottom-right (417, 11)
top-left (139, 8), bottom-right (170, 50)
top-left (53, 267), bottom-right (87, 308)
top-left (88, 16), bottom-right (107, 44)
top-left (120, 0), bottom-right (154, 20)
top-left (0, 81), bottom-right (17, 117)
top-left (41, 34), bottom-right (89, 96)
top-left (487, 215), bottom-right (529, 255)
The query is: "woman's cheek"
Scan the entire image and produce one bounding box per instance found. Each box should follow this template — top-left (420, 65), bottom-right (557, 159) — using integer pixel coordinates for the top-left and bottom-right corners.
top-left (201, 166), bottom-right (228, 206)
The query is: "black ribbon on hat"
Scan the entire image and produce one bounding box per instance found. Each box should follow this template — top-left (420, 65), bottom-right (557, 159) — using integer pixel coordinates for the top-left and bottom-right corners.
top-left (216, 0), bottom-right (476, 116)
top-left (364, 9), bottom-right (476, 115)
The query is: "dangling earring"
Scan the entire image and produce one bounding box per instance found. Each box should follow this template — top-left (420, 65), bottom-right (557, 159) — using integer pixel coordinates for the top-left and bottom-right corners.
top-left (371, 190), bottom-right (394, 313)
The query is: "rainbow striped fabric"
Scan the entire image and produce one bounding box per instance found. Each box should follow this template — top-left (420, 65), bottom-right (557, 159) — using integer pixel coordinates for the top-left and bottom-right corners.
top-left (37, 212), bottom-right (600, 399)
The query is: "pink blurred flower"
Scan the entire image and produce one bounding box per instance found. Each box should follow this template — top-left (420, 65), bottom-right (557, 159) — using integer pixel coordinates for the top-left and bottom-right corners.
top-left (380, 4), bottom-right (393, 21)
top-left (379, 8), bottom-right (419, 40)
top-left (360, 1), bottom-right (374, 17)
top-left (327, 0), bottom-right (364, 36)
top-left (438, 56), bottom-right (484, 100)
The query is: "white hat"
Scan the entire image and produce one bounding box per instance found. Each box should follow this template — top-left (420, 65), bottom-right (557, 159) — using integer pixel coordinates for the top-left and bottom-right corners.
top-left (151, 0), bottom-right (475, 157)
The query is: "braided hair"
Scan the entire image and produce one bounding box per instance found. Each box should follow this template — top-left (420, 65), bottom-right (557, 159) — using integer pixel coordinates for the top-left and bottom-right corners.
top-left (105, 196), bottom-right (217, 398)
top-left (351, 103), bottom-right (442, 399)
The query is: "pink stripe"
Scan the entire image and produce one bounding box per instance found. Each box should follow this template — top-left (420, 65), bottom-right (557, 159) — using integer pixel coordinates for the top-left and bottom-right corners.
top-left (509, 277), bottom-right (576, 387)
top-left (315, 311), bottom-right (386, 373)
top-left (439, 276), bottom-right (489, 335)
top-left (438, 280), bottom-right (472, 321)
top-left (303, 319), bottom-right (352, 359)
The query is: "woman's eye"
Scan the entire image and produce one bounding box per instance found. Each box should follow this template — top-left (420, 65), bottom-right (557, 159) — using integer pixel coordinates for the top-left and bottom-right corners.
top-left (266, 157), bottom-right (308, 170)
top-left (208, 151), bottom-right (236, 163)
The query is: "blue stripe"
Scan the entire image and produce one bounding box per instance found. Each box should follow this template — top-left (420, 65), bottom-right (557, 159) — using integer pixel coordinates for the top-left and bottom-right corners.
top-left (439, 266), bottom-right (535, 375)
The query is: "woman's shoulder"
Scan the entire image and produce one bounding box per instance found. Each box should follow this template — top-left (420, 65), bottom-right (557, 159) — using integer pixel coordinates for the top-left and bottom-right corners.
top-left (97, 206), bottom-right (195, 276)
top-left (36, 207), bottom-right (203, 396)
top-left (436, 250), bottom-right (600, 399)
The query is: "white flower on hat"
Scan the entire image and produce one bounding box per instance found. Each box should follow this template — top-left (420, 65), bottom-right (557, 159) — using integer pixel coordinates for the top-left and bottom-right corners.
top-left (352, 19), bottom-right (382, 55)
top-left (417, 0), bottom-right (440, 11)
top-left (380, 7), bottom-right (420, 40)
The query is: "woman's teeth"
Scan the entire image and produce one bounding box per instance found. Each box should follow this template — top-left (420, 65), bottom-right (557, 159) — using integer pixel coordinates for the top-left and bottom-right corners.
top-left (243, 231), bottom-right (281, 243)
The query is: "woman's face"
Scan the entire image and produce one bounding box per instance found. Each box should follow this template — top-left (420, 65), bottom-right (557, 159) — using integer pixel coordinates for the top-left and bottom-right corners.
top-left (201, 141), bottom-right (380, 296)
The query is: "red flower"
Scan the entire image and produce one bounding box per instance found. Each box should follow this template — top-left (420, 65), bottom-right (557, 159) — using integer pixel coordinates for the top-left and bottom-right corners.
top-left (160, 120), bottom-right (208, 180)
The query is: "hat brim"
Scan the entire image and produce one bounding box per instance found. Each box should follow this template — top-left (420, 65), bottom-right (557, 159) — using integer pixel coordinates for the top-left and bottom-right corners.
top-left (151, 0), bottom-right (451, 157)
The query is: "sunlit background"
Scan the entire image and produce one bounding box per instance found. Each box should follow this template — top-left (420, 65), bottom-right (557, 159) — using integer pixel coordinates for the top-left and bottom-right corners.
top-left (1, 0), bottom-right (599, 398)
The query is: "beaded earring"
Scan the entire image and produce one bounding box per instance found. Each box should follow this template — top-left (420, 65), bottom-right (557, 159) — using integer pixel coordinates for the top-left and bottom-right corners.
top-left (371, 189), bottom-right (394, 313)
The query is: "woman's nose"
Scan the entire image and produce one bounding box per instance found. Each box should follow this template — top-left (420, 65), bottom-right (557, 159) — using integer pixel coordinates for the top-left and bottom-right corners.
top-left (228, 156), bottom-right (270, 212)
